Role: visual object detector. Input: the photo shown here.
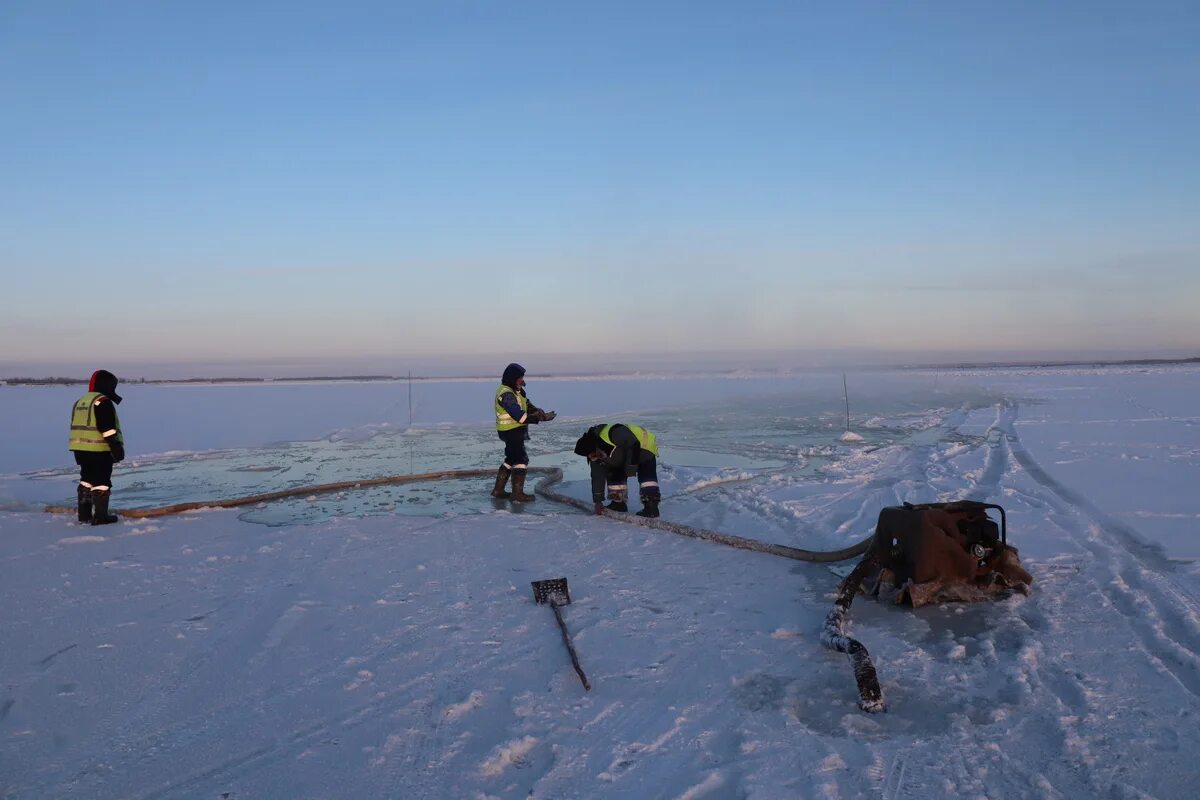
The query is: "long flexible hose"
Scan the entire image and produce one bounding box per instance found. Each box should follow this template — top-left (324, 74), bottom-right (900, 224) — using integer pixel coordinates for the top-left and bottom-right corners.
top-left (45, 466), bottom-right (872, 563)
top-left (819, 556), bottom-right (886, 712)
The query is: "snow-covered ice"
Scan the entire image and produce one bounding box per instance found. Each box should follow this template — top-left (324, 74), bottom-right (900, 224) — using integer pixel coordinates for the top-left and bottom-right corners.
top-left (2, 367), bottom-right (1198, 798)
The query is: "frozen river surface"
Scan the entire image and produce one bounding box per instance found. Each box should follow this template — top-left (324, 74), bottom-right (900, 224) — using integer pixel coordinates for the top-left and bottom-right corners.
top-left (2, 367), bottom-right (1198, 799)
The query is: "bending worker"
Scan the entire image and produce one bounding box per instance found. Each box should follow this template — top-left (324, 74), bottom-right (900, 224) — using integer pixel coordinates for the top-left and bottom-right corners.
top-left (574, 423), bottom-right (661, 518)
top-left (492, 362), bottom-right (556, 502)
top-left (67, 369), bottom-right (126, 525)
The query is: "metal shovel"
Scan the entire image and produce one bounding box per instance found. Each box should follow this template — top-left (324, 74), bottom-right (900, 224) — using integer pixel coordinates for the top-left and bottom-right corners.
top-left (531, 577), bottom-right (591, 691)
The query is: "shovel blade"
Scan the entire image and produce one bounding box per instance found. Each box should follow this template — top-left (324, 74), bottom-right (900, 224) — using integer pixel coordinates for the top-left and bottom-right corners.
top-left (532, 577), bottom-right (571, 606)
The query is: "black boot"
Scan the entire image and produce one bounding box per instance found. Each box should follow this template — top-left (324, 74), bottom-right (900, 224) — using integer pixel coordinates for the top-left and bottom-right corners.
top-left (510, 469), bottom-right (535, 502)
top-left (636, 499), bottom-right (660, 518)
top-left (90, 489), bottom-right (119, 526)
top-left (636, 490), bottom-right (661, 518)
top-left (490, 466), bottom-right (512, 498)
top-left (606, 490), bottom-right (628, 513)
top-left (76, 484), bottom-right (93, 523)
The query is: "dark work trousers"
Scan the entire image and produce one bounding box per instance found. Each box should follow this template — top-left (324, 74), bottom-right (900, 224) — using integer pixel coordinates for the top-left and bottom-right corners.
top-left (74, 451), bottom-right (115, 489)
top-left (606, 456), bottom-right (659, 498)
top-left (498, 428), bottom-right (529, 468)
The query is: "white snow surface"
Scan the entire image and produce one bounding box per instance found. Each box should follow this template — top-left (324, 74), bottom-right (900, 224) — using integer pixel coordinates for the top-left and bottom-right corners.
top-left (2, 367), bottom-right (1199, 798)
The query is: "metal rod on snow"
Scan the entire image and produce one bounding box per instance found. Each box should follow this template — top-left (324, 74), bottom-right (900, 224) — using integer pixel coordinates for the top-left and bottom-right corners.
top-left (532, 578), bottom-right (591, 691)
top-left (552, 604), bottom-right (591, 691)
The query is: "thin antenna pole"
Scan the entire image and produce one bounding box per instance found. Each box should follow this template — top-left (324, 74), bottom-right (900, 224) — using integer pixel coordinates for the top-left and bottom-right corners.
top-left (408, 371), bottom-right (414, 474)
top-left (843, 373), bottom-right (851, 432)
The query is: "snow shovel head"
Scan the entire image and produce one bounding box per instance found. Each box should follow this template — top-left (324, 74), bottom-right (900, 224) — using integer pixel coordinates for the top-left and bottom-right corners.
top-left (532, 577), bottom-right (571, 606)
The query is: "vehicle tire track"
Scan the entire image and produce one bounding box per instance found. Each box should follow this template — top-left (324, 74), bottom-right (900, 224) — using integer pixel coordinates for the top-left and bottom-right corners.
top-left (996, 405), bottom-right (1200, 701)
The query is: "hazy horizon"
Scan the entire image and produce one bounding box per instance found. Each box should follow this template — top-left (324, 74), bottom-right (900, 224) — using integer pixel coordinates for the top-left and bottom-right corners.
top-left (3, 345), bottom-right (1197, 381)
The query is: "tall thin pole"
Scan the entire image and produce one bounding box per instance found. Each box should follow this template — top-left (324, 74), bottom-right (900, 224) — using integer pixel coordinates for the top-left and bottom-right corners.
top-left (843, 373), bottom-right (851, 432)
top-left (408, 371), bottom-right (414, 474)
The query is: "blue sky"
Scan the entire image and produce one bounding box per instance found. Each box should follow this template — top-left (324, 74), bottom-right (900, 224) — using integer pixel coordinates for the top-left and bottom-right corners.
top-left (2, 1), bottom-right (1198, 373)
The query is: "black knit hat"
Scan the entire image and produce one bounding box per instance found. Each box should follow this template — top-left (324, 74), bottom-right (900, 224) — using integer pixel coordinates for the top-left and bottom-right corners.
top-left (574, 429), bottom-right (601, 457)
top-left (89, 369), bottom-right (123, 404)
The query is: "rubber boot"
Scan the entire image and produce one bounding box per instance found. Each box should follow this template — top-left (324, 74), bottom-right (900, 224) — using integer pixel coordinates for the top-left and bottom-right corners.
top-left (606, 489), bottom-right (628, 513)
top-left (490, 466), bottom-right (512, 499)
top-left (636, 496), bottom-right (660, 518)
top-left (90, 488), bottom-right (119, 526)
top-left (76, 484), bottom-right (93, 523)
top-left (510, 469), bottom-right (535, 502)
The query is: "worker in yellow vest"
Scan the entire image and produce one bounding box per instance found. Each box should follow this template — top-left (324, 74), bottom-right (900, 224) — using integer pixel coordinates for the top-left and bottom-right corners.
top-left (67, 369), bottom-right (126, 525)
top-left (574, 423), bottom-right (660, 517)
top-left (492, 363), bottom-right (556, 501)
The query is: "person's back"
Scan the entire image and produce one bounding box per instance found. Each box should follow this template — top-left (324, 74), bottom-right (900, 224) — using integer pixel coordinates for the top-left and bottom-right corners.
top-left (68, 369), bottom-right (126, 525)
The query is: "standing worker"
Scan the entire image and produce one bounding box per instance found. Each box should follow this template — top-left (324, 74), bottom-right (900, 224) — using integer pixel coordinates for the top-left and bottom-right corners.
top-left (68, 369), bottom-right (126, 525)
top-left (492, 363), bottom-right (556, 502)
top-left (573, 423), bottom-right (661, 517)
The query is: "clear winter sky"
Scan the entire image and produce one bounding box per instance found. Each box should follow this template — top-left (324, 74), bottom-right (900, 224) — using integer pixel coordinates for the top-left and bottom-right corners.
top-left (2, 1), bottom-right (1198, 376)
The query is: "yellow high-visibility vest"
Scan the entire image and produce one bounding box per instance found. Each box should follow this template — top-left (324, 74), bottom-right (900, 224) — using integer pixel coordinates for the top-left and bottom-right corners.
top-left (68, 392), bottom-right (122, 452)
top-left (495, 385), bottom-right (528, 431)
top-left (598, 423), bottom-right (658, 456)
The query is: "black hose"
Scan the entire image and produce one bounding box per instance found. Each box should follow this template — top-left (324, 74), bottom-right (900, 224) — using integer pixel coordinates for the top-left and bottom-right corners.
top-left (819, 556), bottom-right (886, 712)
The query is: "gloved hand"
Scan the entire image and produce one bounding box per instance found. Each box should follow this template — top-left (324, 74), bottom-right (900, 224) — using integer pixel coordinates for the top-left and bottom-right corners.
top-left (542, 410), bottom-right (556, 421)
top-left (593, 502), bottom-right (604, 515)
top-left (110, 442), bottom-right (125, 463)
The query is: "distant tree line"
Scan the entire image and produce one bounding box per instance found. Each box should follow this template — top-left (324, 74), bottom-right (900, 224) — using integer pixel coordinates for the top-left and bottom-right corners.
top-left (2, 376), bottom-right (87, 385)
top-left (1, 375), bottom-right (403, 386)
top-left (4, 356), bottom-right (1196, 387)
top-left (1, 376), bottom-right (159, 386)
top-left (917, 356), bottom-right (1200, 370)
